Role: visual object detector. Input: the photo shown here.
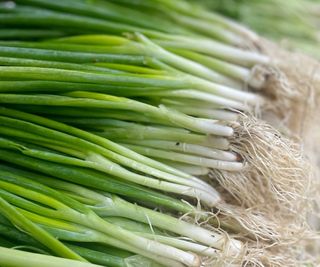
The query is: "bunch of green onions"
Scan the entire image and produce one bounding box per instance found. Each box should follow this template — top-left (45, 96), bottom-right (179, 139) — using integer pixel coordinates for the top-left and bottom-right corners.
top-left (0, 162), bottom-right (246, 266)
top-left (0, 32), bottom-right (256, 176)
top-left (0, 0), bottom-right (312, 266)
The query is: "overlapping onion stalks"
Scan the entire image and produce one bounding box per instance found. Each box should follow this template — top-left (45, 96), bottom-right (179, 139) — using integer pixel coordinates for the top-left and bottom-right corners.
top-left (0, 35), bottom-right (308, 235)
top-left (1, 0), bottom-right (314, 136)
top-left (3, 0), bottom-right (313, 132)
top-left (0, 163), bottom-right (247, 267)
top-left (86, 0), bottom-right (319, 140)
top-left (0, 0), bottom-right (313, 266)
top-left (0, 106), bottom-right (248, 266)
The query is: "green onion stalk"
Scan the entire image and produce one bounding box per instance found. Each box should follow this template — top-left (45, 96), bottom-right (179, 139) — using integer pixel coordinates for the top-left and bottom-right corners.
top-left (10, 0), bottom-right (263, 51)
top-left (0, 42), bottom-right (260, 110)
top-left (0, 3), bottom-right (269, 176)
top-left (109, 0), bottom-right (319, 143)
top-left (0, 150), bottom-right (195, 214)
top-left (0, 145), bottom-right (258, 232)
top-left (0, 90), bottom-right (240, 136)
top-left (0, 35), bottom-right (241, 89)
top-left (106, 0), bottom-right (259, 44)
top-left (10, 0), bottom-right (318, 109)
top-left (0, 32), bottom-right (268, 89)
top-left (0, 222), bottom-right (160, 267)
top-left (7, 0), bottom-right (316, 126)
top-left (41, 114), bottom-right (306, 244)
top-left (1, 0), bottom-right (255, 46)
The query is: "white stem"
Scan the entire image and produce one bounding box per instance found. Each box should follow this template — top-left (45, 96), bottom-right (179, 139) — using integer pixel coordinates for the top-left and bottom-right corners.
top-left (200, 10), bottom-right (260, 43)
top-left (138, 33), bottom-right (241, 87)
top-left (124, 140), bottom-right (237, 161)
top-left (103, 129), bottom-right (230, 150)
top-left (194, 78), bottom-right (261, 105)
top-left (88, 215), bottom-right (200, 267)
top-left (139, 232), bottom-right (219, 257)
top-left (163, 105), bottom-right (239, 121)
top-left (100, 196), bottom-right (242, 256)
top-left (88, 153), bottom-right (221, 207)
top-left (171, 11), bottom-right (244, 46)
top-left (158, 160), bottom-right (210, 176)
top-left (98, 233), bottom-right (189, 267)
top-left (156, 90), bottom-right (249, 111)
top-left (120, 144), bottom-right (244, 172)
top-left (137, 34), bottom-right (260, 104)
top-left (157, 37), bottom-right (270, 67)
top-left (159, 105), bottom-right (234, 136)
top-left (88, 151), bottom-right (217, 195)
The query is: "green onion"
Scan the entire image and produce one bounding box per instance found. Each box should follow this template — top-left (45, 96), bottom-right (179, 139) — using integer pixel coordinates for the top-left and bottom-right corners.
top-left (0, 45), bottom-right (147, 65)
top-left (104, 217), bottom-right (219, 257)
top-left (119, 143), bottom-right (243, 171)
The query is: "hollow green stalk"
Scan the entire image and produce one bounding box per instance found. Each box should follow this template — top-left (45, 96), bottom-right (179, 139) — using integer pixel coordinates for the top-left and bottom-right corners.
top-left (120, 143), bottom-right (243, 171)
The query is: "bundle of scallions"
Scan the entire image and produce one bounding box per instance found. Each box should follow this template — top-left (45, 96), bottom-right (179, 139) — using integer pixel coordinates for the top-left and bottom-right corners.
top-left (0, 0), bottom-right (314, 267)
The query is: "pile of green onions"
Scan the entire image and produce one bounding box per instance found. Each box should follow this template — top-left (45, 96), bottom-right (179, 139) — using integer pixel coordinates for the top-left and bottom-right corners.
top-left (0, 162), bottom-right (247, 266)
top-left (0, 0), bottom-right (312, 266)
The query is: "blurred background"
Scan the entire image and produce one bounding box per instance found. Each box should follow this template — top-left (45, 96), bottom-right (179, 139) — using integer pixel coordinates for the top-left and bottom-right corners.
top-left (199, 0), bottom-right (320, 58)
